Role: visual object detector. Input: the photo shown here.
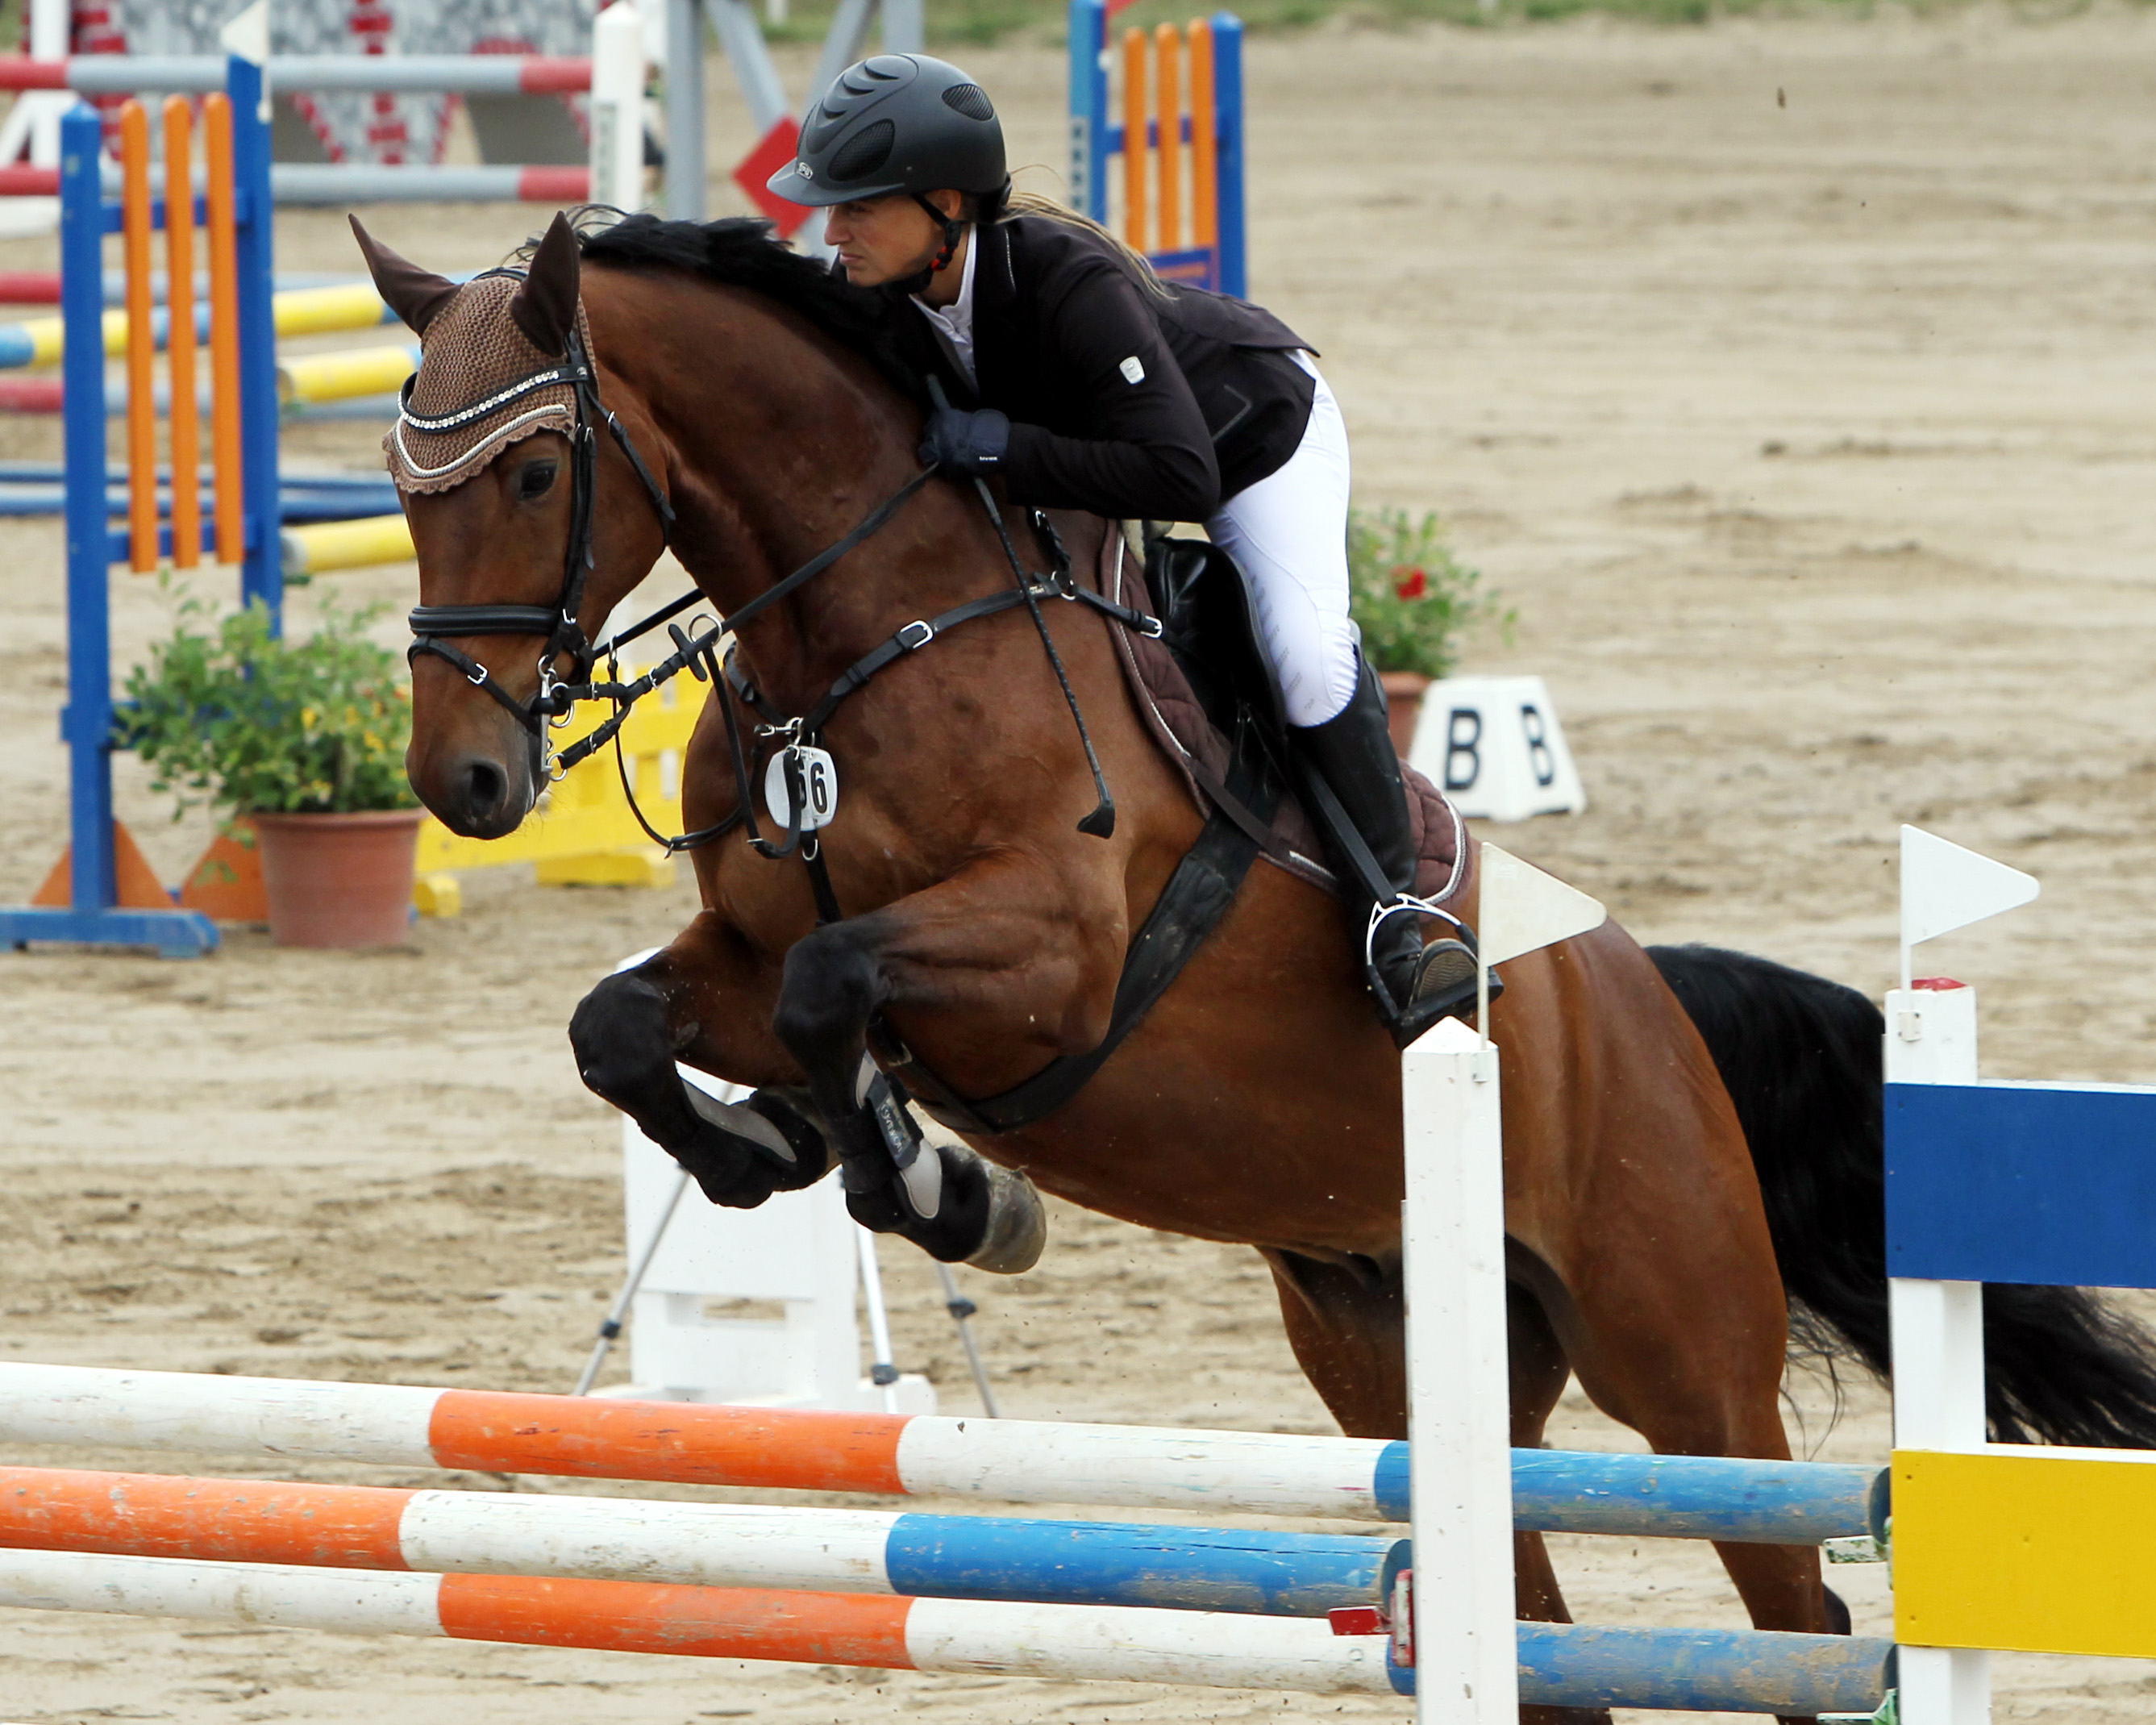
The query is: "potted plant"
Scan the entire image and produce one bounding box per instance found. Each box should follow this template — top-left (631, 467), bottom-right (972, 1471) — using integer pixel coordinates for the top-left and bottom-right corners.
top-left (123, 591), bottom-right (422, 948)
top-left (1346, 506), bottom-right (1508, 755)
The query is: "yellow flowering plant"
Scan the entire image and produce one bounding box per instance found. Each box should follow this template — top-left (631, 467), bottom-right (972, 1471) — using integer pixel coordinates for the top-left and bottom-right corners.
top-left (121, 590), bottom-right (417, 817)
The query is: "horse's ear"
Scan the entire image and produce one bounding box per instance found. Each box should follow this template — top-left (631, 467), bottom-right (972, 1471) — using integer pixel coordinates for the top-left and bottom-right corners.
top-left (509, 212), bottom-right (581, 356)
top-left (349, 216), bottom-right (460, 337)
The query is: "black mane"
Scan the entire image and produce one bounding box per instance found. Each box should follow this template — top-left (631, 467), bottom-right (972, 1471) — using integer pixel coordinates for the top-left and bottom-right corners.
top-left (576, 213), bottom-right (922, 399)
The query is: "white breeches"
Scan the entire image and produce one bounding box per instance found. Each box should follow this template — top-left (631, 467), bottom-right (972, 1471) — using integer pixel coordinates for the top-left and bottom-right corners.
top-left (1204, 353), bottom-right (1358, 728)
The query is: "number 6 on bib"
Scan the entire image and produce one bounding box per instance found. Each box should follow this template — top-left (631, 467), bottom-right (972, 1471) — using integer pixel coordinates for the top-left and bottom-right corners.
top-left (764, 745), bottom-right (839, 831)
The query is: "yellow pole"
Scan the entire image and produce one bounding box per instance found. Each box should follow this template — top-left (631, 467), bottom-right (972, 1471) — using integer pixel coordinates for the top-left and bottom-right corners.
top-left (281, 512), bottom-right (415, 577)
top-left (276, 344), bottom-right (418, 406)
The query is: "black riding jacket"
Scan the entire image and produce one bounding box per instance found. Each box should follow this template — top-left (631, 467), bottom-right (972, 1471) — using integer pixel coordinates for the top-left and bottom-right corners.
top-left (889, 214), bottom-right (1317, 523)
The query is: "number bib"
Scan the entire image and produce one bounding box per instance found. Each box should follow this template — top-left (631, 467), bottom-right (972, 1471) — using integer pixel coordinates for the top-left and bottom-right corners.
top-left (764, 744), bottom-right (839, 831)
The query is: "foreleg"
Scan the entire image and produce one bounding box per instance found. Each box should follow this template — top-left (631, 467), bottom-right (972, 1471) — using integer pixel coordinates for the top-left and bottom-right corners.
top-left (770, 858), bottom-right (1115, 1270)
top-left (568, 910), bottom-right (830, 1209)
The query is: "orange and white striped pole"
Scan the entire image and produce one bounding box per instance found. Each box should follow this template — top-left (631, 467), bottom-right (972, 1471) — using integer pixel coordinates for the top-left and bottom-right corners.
top-left (0, 1543), bottom-right (1392, 1694)
top-left (0, 1460), bottom-right (1388, 1619)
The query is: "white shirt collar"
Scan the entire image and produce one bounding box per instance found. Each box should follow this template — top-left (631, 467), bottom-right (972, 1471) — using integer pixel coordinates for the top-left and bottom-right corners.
top-left (910, 232), bottom-right (979, 388)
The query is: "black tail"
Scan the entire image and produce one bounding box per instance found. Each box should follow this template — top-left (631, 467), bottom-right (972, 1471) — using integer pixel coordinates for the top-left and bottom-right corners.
top-left (1648, 942), bottom-right (2156, 1449)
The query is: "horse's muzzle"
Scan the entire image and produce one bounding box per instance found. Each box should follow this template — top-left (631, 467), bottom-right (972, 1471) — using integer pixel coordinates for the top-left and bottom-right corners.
top-left (413, 744), bottom-right (538, 840)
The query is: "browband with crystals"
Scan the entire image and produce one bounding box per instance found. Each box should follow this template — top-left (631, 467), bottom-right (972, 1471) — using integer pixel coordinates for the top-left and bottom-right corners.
top-left (395, 358), bottom-right (593, 435)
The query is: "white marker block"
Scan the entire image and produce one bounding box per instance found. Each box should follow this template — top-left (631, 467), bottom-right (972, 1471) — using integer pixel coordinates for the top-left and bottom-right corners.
top-left (611, 1068), bottom-right (935, 1414)
top-left (1409, 676), bottom-right (1586, 824)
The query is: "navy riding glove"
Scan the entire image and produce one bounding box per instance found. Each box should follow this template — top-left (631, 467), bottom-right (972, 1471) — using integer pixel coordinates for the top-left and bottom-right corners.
top-left (919, 406), bottom-right (1010, 475)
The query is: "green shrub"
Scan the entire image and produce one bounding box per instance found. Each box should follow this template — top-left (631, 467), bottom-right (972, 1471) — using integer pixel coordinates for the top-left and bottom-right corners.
top-left (122, 590), bottom-right (418, 818)
top-left (1346, 506), bottom-right (1508, 680)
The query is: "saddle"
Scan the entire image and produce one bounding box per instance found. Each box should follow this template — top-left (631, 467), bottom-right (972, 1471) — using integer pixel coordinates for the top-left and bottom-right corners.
top-left (1113, 529), bottom-right (1467, 905)
top-left (889, 526), bottom-right (1468, 1140)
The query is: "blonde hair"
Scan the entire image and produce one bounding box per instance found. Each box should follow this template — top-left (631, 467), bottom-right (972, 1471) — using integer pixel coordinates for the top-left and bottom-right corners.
top-left (993, 187), bottom-right (1174, 300)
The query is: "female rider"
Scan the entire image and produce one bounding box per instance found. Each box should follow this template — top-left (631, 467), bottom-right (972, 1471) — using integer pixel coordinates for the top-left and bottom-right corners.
top-left (768, 52), bottom-right (1480, 1048)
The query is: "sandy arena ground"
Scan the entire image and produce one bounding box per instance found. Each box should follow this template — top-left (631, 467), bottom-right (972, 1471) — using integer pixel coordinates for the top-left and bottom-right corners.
top-left (6, 7), bottom-right (2156, 1719)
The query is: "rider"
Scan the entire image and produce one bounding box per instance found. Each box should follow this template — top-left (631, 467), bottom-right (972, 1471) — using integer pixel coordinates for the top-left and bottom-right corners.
top-left (768, 53), bottom-right (1481, 1047)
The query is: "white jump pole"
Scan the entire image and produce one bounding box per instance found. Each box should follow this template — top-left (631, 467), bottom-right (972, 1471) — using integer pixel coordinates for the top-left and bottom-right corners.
top-left (589, 0), bottom-right (649, 213)
top-left (1888, 824), bottom-right (2037, 1725)
top-left (1404, 844), bottom-right (1605, 1722)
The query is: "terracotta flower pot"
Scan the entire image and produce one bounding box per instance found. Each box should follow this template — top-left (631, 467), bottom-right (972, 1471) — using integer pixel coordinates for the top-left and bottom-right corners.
top-left (1380, 670), bottom-right (1431, 758)
top-left (252, 809), bottom-right (423, 948)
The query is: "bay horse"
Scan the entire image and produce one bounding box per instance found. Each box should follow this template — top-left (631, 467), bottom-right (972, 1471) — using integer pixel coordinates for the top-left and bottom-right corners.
top-left (363, 211), bottom-right (2156, 1725)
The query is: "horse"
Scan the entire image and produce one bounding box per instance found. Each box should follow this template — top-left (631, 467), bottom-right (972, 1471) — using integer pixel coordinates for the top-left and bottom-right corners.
top-left (360, 210), bottom-right (2156, 1725)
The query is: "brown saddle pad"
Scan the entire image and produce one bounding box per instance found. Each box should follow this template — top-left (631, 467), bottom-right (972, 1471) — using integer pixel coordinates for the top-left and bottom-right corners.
top-left (1097, 527), bottom-right (1469, 907)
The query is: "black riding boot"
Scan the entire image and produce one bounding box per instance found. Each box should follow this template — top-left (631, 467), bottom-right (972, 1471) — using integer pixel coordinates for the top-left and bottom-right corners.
top-left (1290, 657), bottom-right (1490, 1048)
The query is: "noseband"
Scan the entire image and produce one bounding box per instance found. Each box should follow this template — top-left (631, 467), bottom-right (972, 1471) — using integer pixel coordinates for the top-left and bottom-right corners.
top-left (402, 315), bottom-right (676, 735)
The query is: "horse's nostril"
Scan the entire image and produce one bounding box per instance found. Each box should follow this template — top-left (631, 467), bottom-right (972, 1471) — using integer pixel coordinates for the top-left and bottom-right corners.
top-left (463, 758), bottom-right (509, 822)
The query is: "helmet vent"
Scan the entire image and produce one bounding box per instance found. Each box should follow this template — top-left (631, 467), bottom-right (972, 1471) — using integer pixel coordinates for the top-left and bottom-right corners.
top-left (941, 83), bottom-right (995, 122)
top-left (828, 119), bottom-right (897, 182)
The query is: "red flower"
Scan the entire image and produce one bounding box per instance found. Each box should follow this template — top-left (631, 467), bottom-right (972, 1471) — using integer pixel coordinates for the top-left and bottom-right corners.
top-left (1393, 566), bottom-right (1427, 601)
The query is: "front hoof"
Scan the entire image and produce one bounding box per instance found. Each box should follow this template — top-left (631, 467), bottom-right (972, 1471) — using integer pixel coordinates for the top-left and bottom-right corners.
top-left (843, 1138), bottom-right (1047, 1271)
top-left (966, 1160), bottom-right (1046, 1274)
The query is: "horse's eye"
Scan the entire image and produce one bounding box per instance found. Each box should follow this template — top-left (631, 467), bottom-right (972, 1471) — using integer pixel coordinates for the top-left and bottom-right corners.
top-left (518, 460), bottom-right (559, 502)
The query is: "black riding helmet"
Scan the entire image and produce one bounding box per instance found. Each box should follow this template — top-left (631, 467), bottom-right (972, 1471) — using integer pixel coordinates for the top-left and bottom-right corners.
top-left (768, 54), bottom-right (1006, 210)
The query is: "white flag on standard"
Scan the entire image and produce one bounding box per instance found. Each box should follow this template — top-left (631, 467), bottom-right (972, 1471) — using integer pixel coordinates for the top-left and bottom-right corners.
top-left (1900, 825), bottom-right (2039, 965)
top-left (1476, 844), bottom-right (1607, 969)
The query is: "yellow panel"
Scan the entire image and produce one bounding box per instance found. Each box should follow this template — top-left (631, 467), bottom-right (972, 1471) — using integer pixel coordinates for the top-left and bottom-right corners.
top-left (1895, 1448), bottom-right (2156, 1658)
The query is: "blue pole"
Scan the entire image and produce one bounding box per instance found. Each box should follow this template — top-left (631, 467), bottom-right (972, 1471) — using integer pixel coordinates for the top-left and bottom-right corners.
top-left (227, 53), bottom-right (281, 626)
top-left (1069, 0), bottom-right (1109, 225)
top-left (884, 1513), bottom-right (1386, 1615)
top-left (1512, 1622), bottom-right (1897, 1716)
top-left (1210, 13), bottom-right (1247, 298)
top-left (1384, 1622), bottom-right (1896, 1715)
top-left (0, 105), bottom-right (216, 956)
top-left (58, 102), bottom-right (113, 922)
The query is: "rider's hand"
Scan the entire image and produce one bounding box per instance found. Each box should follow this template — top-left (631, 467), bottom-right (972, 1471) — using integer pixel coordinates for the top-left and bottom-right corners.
top-left (919, 405), bottom-right (1010, 475)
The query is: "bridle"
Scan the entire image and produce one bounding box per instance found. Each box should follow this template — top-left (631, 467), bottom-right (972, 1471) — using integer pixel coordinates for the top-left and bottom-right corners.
top-left (402, 312), bottom-right (676, 737)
